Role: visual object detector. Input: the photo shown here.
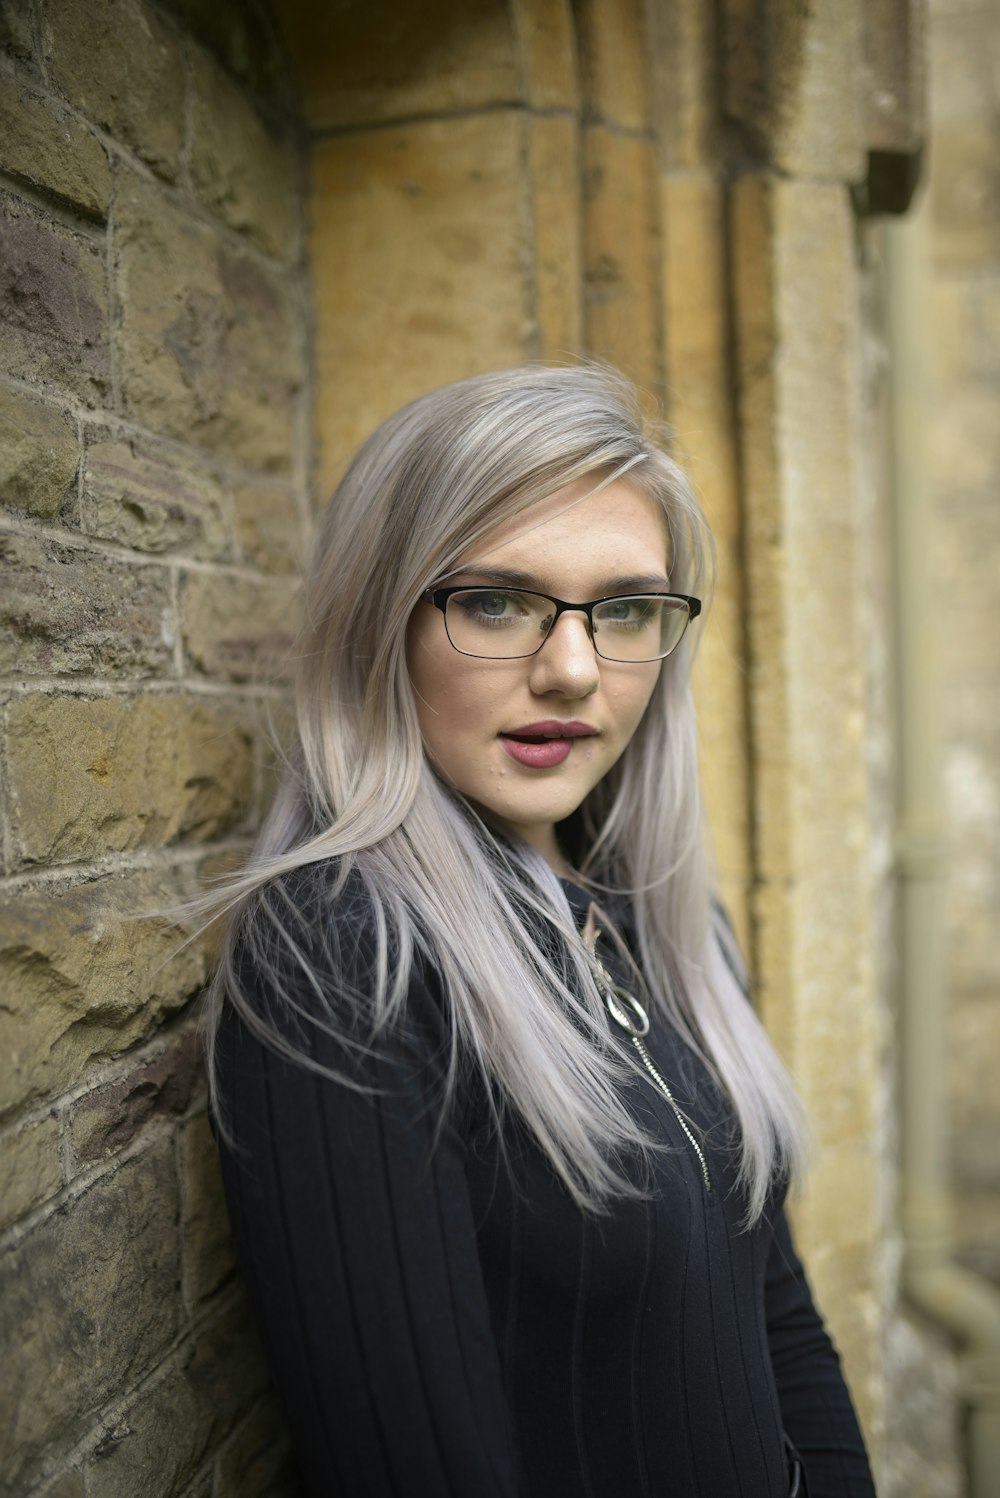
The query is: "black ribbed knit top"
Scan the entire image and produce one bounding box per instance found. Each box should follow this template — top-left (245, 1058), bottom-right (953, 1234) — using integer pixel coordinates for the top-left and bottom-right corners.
top-left (212, 862), bottom-right (876, 1498)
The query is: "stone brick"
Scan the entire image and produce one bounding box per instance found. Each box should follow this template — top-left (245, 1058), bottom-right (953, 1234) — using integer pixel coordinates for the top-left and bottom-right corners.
top-left (189, 48), bottom-right (297, 261)
top-left (0, 1113), bottom-right (63, 1231)
top-left (512, 0), bottom-right (578, 110)
top-left (930, 124), bottom-right (1000, 272)
top-left (575, 0), bottom-right (651, 131)
top-left (0, 191), bottom-right (110, 406)
top-left (0, 0), bottom-right (36, 59)
top-left (4, 692), bottom-right (256, 865)
top-left (311, 115), bottom-right (529, 493)
top-left (71, 1028), bottom-right (203, 1165)
top-left (648, 0), bottom-right (713, 170)
top-left (214, 1394), bottom-right (295, 1498)
top-left (0, 76), bottom-right (112, 220)
top-left (81, 435), bottom-right (232, 560)
top-left (158, 0), bottom-right (290, 101)
top-left (35, 1470), bottom-right (86, 1498)
top-left (528, 114), bottom-right (584, 360)
top-left (927, 10), bottom-right (996, 125)
top-left (0, 386), bottom-right (79, 519)
top-left (582, 128), bottom-right (662, 398)
top-left (180, 1110), bottom-right (235, 1304)
top-left (179, 565), bottom-right (299, 683)
top-left (115, 175), bottom-right (299, 471)
top-left (82, 1300), bottom-right (270, 1498)
top-left (42, 0), bottom-right (184, 179)
top-left (0, 1140), bottom-right (181, 1489)
top-left (0, 868), bottom-right (206, 1114)
top-left (231, 482), bottom-right (304, 574)
top-left (0, 531), bottom-right (173, 678)
top-left (279, 0), bottom-right (519, 130)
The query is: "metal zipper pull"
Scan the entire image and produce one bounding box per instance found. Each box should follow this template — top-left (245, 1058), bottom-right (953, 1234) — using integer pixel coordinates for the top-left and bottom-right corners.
top-left (589, 934), bottom-right (713, 1194)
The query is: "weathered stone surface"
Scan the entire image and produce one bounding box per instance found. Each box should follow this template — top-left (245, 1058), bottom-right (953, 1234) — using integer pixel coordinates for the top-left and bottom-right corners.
top-left (0, 1113), bottom-right (63, 1231)
top-left (582, 128), bottom-right (662, 398)
top-left (311, 115), bottom-right (529, 493)
top-left (42, 0), bottom-right (184, 179)
top-left (927, 9), bottom-right (994, 125)
top-left (180, 1110), bottom-right (234, 1304)
top-left (649, 0), bottom-right (714, 170)
top-left (214, 1394), bottom-right (295, 1498)
top-left (34, 1468), bottom-right (87, 1498)
top-left (280, 0), bottom-right (519, 130)
top-left (4, 692), bottom-right (256, 865)
top-left (82, 1301), bottom-right (270, 1498)
top-left (575, 0), bottom-right (651, 131)
top-left (71, 1028), bottom-right (203, 1165)
top-left (930, 125), bottom-right (1000, 271)
top-left (512, 0), bottom-right (578, 110)
top-left (0, 386), bottom-right (79, 518)
top-left (0, 191), bottom-right (110, 406)
top-left (0, 0), bottom-right (35, 58)
top-left (528, 114), bottom-right (583, 360)
top-left (0, 868), bottom-right (206, 1115)
top-left (81, 435), bottom-right (232, 560)
top-left (180, 568), bottom-right (298, 682)
top-left (189, 48), bottom-right (297, 261)
top-left (115, 175), bottom-right (299, 471)
top-left (158, 0), bottom-right (290, 102)
top-left (0, 531), bottom-right (173, 677)
top-left (231, 482), bottom-right (303, 573)
top-left (0, 76), bottom-right (112, 220)
top-left (0, 1140), bottom-right (180, 1488)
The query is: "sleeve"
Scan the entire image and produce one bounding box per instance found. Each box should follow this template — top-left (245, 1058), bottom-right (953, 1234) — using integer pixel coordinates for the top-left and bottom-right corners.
top-left (211, 875), bottom-right (520, 1498)
top-left (765, 1208), bottom-right (877, 1498)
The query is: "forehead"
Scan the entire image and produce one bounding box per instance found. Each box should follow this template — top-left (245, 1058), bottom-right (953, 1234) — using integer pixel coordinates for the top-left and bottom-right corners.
top-left (458, 477), bottom-right (668, 575)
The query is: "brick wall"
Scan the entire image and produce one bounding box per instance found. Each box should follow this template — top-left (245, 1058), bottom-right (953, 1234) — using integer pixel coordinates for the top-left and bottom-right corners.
top-left (0, 1), bottom-right (309, 1492)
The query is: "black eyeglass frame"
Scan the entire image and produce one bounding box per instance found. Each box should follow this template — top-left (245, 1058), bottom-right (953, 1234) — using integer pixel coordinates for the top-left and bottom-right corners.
top-left (423, 585), bottom-right (702, 662)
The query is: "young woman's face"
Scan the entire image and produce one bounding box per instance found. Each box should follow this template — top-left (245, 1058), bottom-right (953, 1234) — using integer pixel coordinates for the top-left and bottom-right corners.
top-left (405, 476), bottom-right (669, 873)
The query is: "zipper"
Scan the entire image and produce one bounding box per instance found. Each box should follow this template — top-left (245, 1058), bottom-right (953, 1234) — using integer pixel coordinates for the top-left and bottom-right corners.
top-left (588, 929), bottom-right (712, 1193)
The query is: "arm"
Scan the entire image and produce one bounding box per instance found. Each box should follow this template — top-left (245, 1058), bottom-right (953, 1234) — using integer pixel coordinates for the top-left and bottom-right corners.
top-left (765, 1209), bottom-right (877, 1498)
top-left (212, 875), bottom-right (519, 1498)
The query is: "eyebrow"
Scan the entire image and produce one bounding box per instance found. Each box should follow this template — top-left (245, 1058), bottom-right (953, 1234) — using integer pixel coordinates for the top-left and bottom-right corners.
top-left (445, 565), bottom-right (672, 593)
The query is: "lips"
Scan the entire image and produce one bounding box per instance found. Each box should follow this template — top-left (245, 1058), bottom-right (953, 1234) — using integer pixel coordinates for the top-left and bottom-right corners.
top-left (498, 721), bottom-right (597, 769)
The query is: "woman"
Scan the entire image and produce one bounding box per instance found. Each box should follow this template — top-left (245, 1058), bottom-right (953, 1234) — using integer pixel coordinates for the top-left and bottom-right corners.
top-left (205, 365), bottom-right (876, 1497)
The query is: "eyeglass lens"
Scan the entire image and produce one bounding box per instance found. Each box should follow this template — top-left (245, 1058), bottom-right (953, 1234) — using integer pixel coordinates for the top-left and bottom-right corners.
top-left (443, 588), bottom-right (691, 662)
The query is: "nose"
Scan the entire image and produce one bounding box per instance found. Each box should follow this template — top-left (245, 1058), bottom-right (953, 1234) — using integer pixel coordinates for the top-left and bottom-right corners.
top-left (527, 609), bottom-right (600, 698)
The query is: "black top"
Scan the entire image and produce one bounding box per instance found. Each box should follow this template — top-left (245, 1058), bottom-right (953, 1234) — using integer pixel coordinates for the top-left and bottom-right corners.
top-left (212, 862), bottom-right (876, 1498)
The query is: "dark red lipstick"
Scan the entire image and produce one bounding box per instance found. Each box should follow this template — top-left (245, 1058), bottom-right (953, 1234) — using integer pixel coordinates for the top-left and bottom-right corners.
top-left (498, 721), bottom-right (597, 769)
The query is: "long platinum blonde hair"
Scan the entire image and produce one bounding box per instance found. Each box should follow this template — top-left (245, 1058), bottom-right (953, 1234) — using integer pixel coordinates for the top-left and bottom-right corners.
top-left (195, 363), bottom-right (805, 1226)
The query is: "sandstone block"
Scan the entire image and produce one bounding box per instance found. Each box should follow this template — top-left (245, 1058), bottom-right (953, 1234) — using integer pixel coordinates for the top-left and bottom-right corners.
top-left (189, 48), bottom-right (297, 261)
top-left (0, 1140), bottom-right (180, 1488)
top-left (512, 0), bottom-right (578, 110)
top-left (37, 1471), bottom-right (86, 1498)
top-left (280, 0), bottom-right (519, 130)
top-left (931, 125), bottom-right (1000, 271)
top-left (528, 114), bottom-right (584, 359)
top-left (0, 0), bottom-right (35, 58)
top-left (156, 0), bottom-right (288, 102)
top-left (115, 175), bottom-right (299, 471)
top-left (180, 567), bottom-right (299, 683)
top-left (214, 1394), bottom-right (295, 1498)
top-left (311, 115), bottom-right (529, 493)
top-left (82, 1300), bottom-right (270, 1497)
top-left (0, 76), bottom-right (112, 220)
top-left (231, 482), bottom-right (304, 573)
top-left (0, 1113), bottom-right (63, 1231)
top-left (42, 0), bottom-right (184, 179)
top-left (0, 191), bottom-right (110, 406)
top-left (582, 128), bottom-right (662, 398)
top-left (71, 1027), bottom-right (203, 1165)
top-left (180, 1110), bottom-right (235, 1304)
top-left (0, 868), bottom-right (206, 1115)
top-left (4, 691), bottom-right (256, 865)
top-left (648, 0), bottom-right (713, 170)
top-left (81, 435), bottom-right (232, 560)
top-left (0, 386), bottom-right (79, 518)
top-left (0, 531), bottom-right (173, 677)
top-left (575, 0), bottom-right (651, 131)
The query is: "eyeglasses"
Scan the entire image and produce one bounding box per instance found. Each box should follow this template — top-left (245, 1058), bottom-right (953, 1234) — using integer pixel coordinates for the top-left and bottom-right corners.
top-left (424, 586), bottom-right (701, 663)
